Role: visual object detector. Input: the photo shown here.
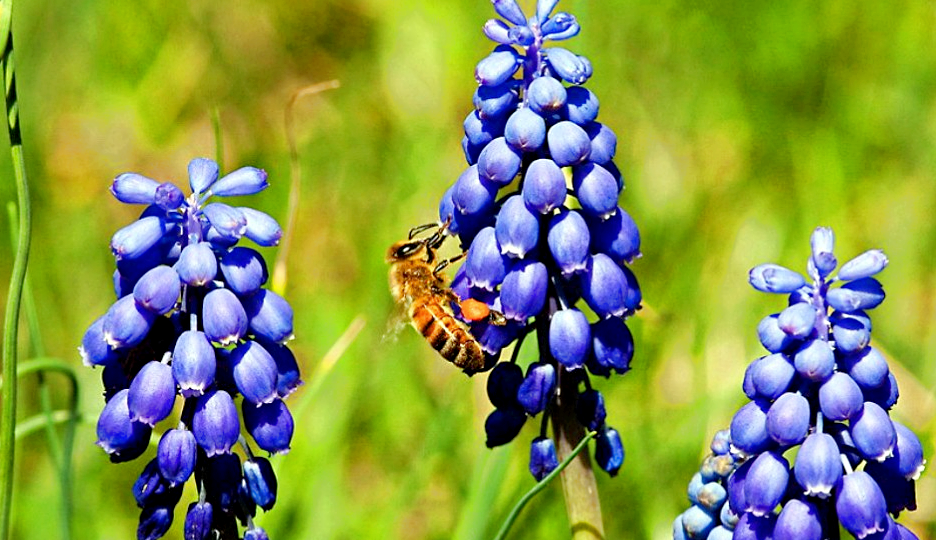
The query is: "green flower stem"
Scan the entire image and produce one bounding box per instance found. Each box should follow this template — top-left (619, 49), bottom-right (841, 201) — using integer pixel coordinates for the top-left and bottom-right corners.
top-left (492, 430), bottom-right (598, 540)
top-left (552, 368), bottom-right (605, 540)
top-left (0, 0), bottom-right (31, 536)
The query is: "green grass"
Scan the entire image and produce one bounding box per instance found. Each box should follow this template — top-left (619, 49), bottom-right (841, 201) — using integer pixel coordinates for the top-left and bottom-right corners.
top-left (1, 0), bottom-right (935, 538)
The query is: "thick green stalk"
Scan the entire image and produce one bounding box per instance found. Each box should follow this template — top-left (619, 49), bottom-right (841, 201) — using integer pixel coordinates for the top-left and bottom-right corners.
top-left (552, 369), bottom-right (605, 540)
top-left (0, 0), bottom-right (31, 536)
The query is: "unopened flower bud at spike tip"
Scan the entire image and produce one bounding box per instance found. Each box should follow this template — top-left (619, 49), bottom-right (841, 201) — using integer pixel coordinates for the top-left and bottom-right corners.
top-left (211, 166), bottom-right (269, 197)
top-left (749, 263), bottom-right (806, 294)
top-left (111, 173), bottom-right (161, 205)
top-left (188, 157), bottom-right (219, 195)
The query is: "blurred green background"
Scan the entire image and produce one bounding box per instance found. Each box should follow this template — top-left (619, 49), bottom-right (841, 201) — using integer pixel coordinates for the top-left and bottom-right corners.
top-left (0, 0), bottom-right (935, 538)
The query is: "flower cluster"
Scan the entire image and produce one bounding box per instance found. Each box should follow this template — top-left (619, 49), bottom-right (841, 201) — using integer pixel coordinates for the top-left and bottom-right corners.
top-left (80, 158), bottom-right (300, 540)
top-left (438, 0), bottom-right (638, 480)
top-left (674, 227), bottom-right (924, 539)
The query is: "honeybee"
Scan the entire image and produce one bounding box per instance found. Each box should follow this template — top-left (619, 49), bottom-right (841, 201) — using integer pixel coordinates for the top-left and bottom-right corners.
top-left (386, 220), bottom-right (504, 374)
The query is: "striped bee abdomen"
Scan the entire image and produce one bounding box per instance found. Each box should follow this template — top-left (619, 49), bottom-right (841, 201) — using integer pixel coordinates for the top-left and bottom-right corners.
top-left (410, 299), bottom-right (485, 372)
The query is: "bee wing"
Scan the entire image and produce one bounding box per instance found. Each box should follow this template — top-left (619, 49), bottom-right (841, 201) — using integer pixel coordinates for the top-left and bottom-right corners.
top-left (381, 305), bottom-right (408, 344)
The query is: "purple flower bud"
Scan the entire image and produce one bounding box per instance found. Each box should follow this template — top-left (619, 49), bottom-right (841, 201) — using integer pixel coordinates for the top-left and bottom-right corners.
top-left (884, 421), bottom-right (925, 480)
top-left (749, 352), bottom-right (795, 400)
top-left (464, 227), bottom-right (509, 290)
top-left (547, 121), bottom-right (591, 167)
top-left (230, 340), bottom-right (279, 406)
top-left (128, 361), bottom-right (176, 426)
top-left (710, 430), bottom-right (731, 456)
top-left (244, 289), bottom-right (294, 344)
top-left (175, 242), bottom-right (217, 286)
top-left (832, 316), bottom-right (870, 354)
top-left (80, 315), bottom-right (119, 366)
top-left (819, 372), bottom-right (863, 421)
top-left (733, 513), bottom-right (776, 540)
top-left (261, 340), bottom-right (302, 399)
top-left (793, 339), bottom-right (835, 382)
top-left (154, 182), bottom-right (184, 211)
top-left (679, 506), bottom-right (714, 539)
top-left (509, 26), bottom-right (536, 47)
top-left (239, 207), bottom-right (283, 247)
top-left (565, 86), bottom-right (598, 125)
top-left (549, 308), bottom-right (590, 369)
top-left (765, 391), bottom-right (810, 446)
top-left (204, 453), bottom-right (242, 511)
top-left (749, 263), bottom-right (806, 294)
top-left (522, 158), bottom-right (566, 214)
top-left (192, 389), bottom-right (240, 457)
top-left (453, 165), bottom-right (498, 217)
top-left (730, 400), bottom-right (772, 454)
top-left (485, 407), bottom-right (526, 447)
top-left (188, 158), bottom-right (220, 194)
top-left (172, 330), bottom-right (216, 397)
top-left (777, 302), bottom-right (816, 339)
top-left (475, 44), bottom-right (521, 87)
top-left (526, 76), bottom-right (567, 115)
top-left (157, 428), bottom-right (197, 485)
top-left (595, 426), bottom-right (624, 476)
top-left (492, 0), bottom-right (526, 25)
top-left (209, 166), bottom-right (269, 197)
top-left (572, 162), bottom-right (618, 219)
top-left (744, 450), bottom-right (789, 516)
top-left (794, 432), bottom-right (842, 498)
top-left (463, 136), bottom-right (483, 165)
top-left (837, 249), bottom-right (888, 282)
top-left (865, 371), bottom-right (900, 409)
top-left (219, 246), bottom-right (268, 297)
top-left (548, 210), bottom-right (590, 276)
top-left (575, 389), bottom-right (606, 432)
top-left (482, 19), bottom-right (512, 44)
top-left (111, 173), bottom-right (161, 204)
top-left (96, 389), bottom-right (152, 456)
top-left (133, 265), bottom-right (180, 315)
top-left (464, 110), bottom-right (506, 148)
top-left (478, 137), bottom-right (522, 186)
top-left (516, 361), bottom-right (556, 415)
top-left (487, 362), bottom-right (523, 408)
top-left (774, 499), bottom-right (822, 540)
top-left (851, 401), bottom-right (897, 462)
top-left (756, 314), bottom-right (795, 353)
top-left (111, 216), bottom-right (172, 261)
top-left (536, 0), bottom-right (560, 23)
top-left (541, 11), bottom-right (578, 37)
top-left (244, 527), bottom-right (270, 540)
top-left (201, 203), bottom-right (247, 242)
top-left (696, 482), bottom-right (728, 513)
top-left (545, 46), bottom-right (589, 84)
top-left (243, 457), bottom-right (278, 511)
top-left (500, 259), bottom-right (548, 321)
top-left (184, 501), bottom-right (213, 540)
top-left (504, 108), bottom-right (546, 152)
top-left (495, 195), bottom-right (540, 258)
top-left (243, 399), bottom-right (294, 454)
top-left (587, 208), bottom-right (641, 264)
top-left (865, 461), bottom-right (917, 519)
top-left (589, 316), bottom-right (633, 376)
top-left (138, 505), bottom-right (175, 540)
top-left (581, 254), bottom-right (630, 318)
top-left (584, 122), bottom-right (616, 165)
top-left (842, 346), bottom-right (890, 390)
top-left (474, 82), bottom-right (519, 119)
top-left (827, 277), bottom-right (886, 312)
top-left (529, 437), bottom-right (559, 481)
top-left (837, 471), bottom-right (888, 539)
top-left (202, 288), bottom-right (248, 346)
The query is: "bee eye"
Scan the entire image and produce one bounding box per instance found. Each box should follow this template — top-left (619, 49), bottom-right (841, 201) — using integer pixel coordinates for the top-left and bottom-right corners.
top-left (395, 242), bottom-right (422, 259)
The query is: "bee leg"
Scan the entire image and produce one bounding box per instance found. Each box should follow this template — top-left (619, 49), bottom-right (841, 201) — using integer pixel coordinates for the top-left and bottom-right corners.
top-left (408, 222), bottom-right (440, 240)
top-left (432, 251), bottom-right (467, 275)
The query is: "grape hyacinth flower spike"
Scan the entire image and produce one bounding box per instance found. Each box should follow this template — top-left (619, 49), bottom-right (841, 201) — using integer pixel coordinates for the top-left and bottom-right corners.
top-left (80, 158), bottom-right (302, 540)
top-left (440, 0), bottom-right (640, 497)
top-left (673, 227), bottom-right (925, 540)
